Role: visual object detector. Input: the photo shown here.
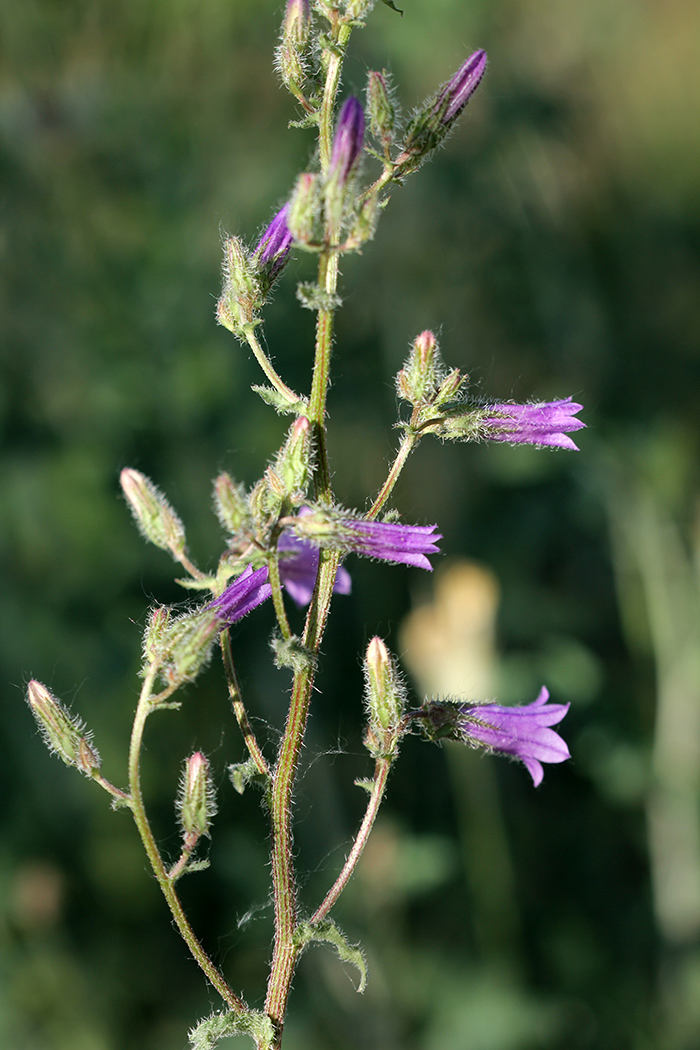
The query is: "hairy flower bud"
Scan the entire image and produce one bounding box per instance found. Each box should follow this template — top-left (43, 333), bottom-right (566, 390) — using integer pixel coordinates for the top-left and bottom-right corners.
top-left (396, 330), bottom-right (439, 405)
top-left (277, 0), bottom-right (311, 98)
top-left (363, 637), bottom-right (405, 758)
top-left (143, 605), bottom-right (172, 665)
top-left (213, 472), bottom-right (252, 537)
top-left (254, 204), bottom-right (294, 290)
top-left (120, 468), bottom-right (186, 556)
top-left (325, 97), bottom-right (365, 236)
top-left (396, 49), bottom-right (487, 176)
top-left (216, 235), bottom-right (263, 338)
top-left (367, 71), bottom-right (395, 151)
top-left (288, 172), bottom-right (321, 245)
top-left (27, 680), bottom-right (101, 776)
top-left (177, 752), bottom-right (217, 843)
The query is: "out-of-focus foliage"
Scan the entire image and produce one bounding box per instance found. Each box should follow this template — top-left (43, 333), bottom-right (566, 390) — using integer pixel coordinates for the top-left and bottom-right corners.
top-left (2, 0), bottom-right (700, 1047)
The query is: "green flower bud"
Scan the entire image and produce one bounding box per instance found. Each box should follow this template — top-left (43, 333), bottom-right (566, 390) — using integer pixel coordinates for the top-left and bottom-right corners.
top-left (177, 752), bottom-right (217, 844)
top-left (120, 468), bottom-right (186, 556)
top-left (216, 236), bottom-right (263, 338)
top-left (161, 608), bottom-right (220, 687)
top-left (213, 472), bottom-right (252, 537)
top-left (396, 330), bottom-right (439, 405)
top-left (26, 680), bottom-right (101, 776)
top-left (143, 605), bottom-right (172, 665)
top-left (363, 637), bottom-right (405, 758)
top-left (367, 70), bottom-right (395, 151)
top-left (288, 173), bottom-right (321, 246)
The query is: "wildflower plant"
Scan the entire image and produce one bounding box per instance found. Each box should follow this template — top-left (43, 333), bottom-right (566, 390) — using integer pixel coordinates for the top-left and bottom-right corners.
top-left (25, 5), bottom-right (584, 1049)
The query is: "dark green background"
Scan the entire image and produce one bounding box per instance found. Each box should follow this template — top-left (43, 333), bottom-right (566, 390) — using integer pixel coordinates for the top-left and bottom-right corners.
top-left (2, 1), bottom-right (700, 1047)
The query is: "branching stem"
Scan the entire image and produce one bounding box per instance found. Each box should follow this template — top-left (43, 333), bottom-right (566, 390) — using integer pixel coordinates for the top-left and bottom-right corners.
top-left (128, 665), bottom-right (246, 1014)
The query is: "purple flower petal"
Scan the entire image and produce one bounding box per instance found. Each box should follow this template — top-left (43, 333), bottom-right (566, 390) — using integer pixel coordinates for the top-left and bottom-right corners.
top-left (254, 203), bottom-right (294, 281)
top-left (459, 687), bottom-right (570, 786)
top-left (278, 532), bottom-right (352, 607)
top-left (329, 97), bottom-right (365, 185)
top-left (209, 565), bottom-right (272, 624)
top-left (482, 397), bottom-right (585, 450)
top-left (438, 49), bottom-right (488, 124)
top-left (342, 519), bottom-right (441, 570)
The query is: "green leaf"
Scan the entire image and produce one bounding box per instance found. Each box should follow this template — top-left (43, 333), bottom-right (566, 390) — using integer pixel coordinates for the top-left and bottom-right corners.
top-left (229, 756), bottom-right (269, 795)
top-left (189, 1010), bottom-right (276, 1050)
top-left (251, 385), bottom-right (308, 416)
top-left (381, 0), bottom-right (403, 13)
top-left (296, 918), bottom-right (367, 992)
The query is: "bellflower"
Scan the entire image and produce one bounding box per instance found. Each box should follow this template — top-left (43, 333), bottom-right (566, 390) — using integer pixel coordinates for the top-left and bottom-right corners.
top-left (254, 203), bottom-right (294, 283)
top-left (209, 565), bottom-right (272, 624)
top-left (277, 532), bottom-right (352, 607)
top-left (481, 397), bottom-right (585, 450)
top-left (292, 509), bottom-right (441, 571)
top-left (457, 687), bottom-right (570, 786)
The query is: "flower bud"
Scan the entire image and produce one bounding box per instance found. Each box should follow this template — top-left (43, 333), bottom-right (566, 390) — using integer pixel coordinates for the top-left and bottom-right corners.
top-left (363, 637), bottom-right (405, 758)
top-left (213, 472), bottom-right (252, 537)
top-left (288, 173), bottom-right (321, 245)
top-left (395, 49), bottom-right (487, 176)
top-left (27, 680), bottom-right (101, 776)
top-left (367, 71), bottom-right (395, 151)
top-left (396, 330), bottom-right (439, 405)
top-left (325, 97), bottom-right (365, 237)
top-left (329, 97), bottom-right (365, 185)
top-left (216, 235), bottom-right (262, 337)
top-left (283, 0), bottom-right (310, 48)
top-left (120, 468), bottom-right (186, 556)
top-left (253, 204), bottom-right (294, 291)
top-left (143, 605), bottom-right (172, 665)
top-left (177, 752), bottom-right (217, 844)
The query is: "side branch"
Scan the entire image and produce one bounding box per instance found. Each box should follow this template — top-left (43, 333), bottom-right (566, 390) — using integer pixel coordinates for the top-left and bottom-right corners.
top-left (310, 757), bottom-right (391, 924)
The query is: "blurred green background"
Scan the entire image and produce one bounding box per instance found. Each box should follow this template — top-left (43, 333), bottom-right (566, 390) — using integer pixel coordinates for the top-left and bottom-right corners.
top-left (2, 0), bottom-right (700, 1047)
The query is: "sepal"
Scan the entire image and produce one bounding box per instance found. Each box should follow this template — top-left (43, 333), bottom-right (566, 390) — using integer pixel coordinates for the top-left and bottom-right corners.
top-left (188, 1010), bottom-right (276, 1050)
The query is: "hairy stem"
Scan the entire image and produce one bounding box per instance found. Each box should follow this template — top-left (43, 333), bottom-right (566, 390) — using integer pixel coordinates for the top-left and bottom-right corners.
top-left (220, 629), bottom-right (270, 778)
top-left (310, 757), bottom-right (391, 924)
top-left (129, 666), bottom-right (246, 1013)
top-left (268, 555), bottom-right (293, 641)
top-left (246, 328), bottom-right (301, 405)
top-left (368, 430), bottom-right (417, 519)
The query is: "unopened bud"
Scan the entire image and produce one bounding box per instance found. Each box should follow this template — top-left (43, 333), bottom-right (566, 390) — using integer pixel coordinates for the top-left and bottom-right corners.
top-left (396, 330), bottom-right (439, 404)
top-left (120, 468), bottom-right (186, 555)
top-left (396, 49), bottom-right (487, 177)
top-left (253, 204), bottom-right (294, 291)
top-left (344, 0), bottom-right (375, 20)
top-left (178, 752), bottom-right (217, 843)
top-left (367, 71), bottom-right (395, 150)
top-left (217, 236), bottom-right (262, 337)
top-left (143, 605), bottom-right (172, 664)
top-left (325, 97), bottom-right (365, 237)
top-left (284, 0), bottom-right (310, 46)
top-left (435, 367), bottom-right (466, 404)
top-left (288, 173), bottom-right (321, 245)
top-left (363, 637), bottom-right (405, 758)
top-left (213, 472), bottom-right (252, 537)
top-left (27, 680), bottom-right (101, 775)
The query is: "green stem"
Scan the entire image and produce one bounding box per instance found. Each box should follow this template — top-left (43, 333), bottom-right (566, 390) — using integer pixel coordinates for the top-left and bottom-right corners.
top-left (265, 550), bottom-right (340, 1042)
top-left (128, 666), bottom-right (246, 1014)
top-left (246, 328), bottom-right (302, 406)
top-left (368, 430), bottom-right (417, 519)
top-left (220, 629), bottom-right (270, 778)
top-left (310, 757), bottom-right (391, 924)
top-left (268, 555), bottom-right (293, 640)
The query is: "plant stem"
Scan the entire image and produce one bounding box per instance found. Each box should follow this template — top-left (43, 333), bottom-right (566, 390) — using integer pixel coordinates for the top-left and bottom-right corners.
top-left (310, 757), bottom-right (391, 924)
top-left (268, 555), bottom-right (293, 640)
top-left (246, 327), bottom-right (302, 406)
top-left (265, 19), bottom-right (352, 1046)
top-left (220, 629), bottom-right (270, 778)
top-left (367, 430), bottom-right (417, 519)
top-left (128, 666), bottom-right (246, 1014)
